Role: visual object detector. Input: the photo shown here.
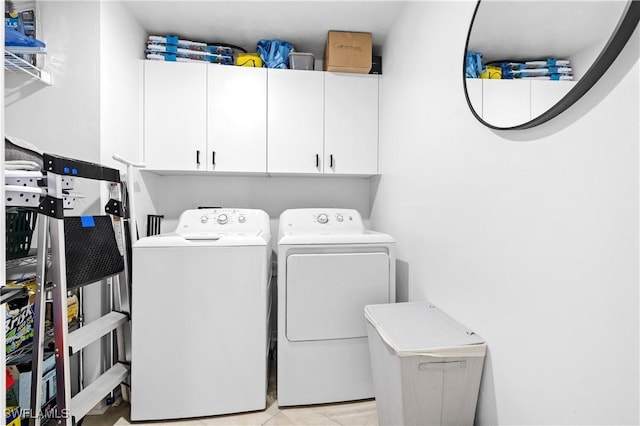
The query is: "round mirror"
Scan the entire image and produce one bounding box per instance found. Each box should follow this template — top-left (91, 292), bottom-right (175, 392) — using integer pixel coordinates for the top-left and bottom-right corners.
top-left (464, 0), bottom-right (640, 130)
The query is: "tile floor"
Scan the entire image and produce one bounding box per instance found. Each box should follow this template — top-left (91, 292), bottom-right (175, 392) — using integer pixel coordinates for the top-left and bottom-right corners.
top-left (82, 360), bottom-right (379, 426)
top-left (82, 398), bottom-right (378, 426)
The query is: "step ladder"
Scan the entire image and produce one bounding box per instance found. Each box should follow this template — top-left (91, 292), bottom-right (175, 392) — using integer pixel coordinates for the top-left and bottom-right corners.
top-left (29, 153), bottom-right (132, 426)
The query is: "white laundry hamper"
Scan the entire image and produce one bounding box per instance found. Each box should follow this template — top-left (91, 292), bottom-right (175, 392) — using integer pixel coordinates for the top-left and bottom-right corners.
top-left (365, 302), bottom-right (486, 426)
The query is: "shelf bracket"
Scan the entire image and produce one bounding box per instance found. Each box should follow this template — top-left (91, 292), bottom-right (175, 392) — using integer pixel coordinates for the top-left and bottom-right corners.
top-left (4, 49), bottom-right (52, 85)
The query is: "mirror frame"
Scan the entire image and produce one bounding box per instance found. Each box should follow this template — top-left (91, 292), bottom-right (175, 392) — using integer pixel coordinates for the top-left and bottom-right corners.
top-left (464, 0), bottom-right (640, 130)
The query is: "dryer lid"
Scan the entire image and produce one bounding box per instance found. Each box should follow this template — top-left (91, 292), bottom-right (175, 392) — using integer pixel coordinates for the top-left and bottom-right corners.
top-left (278, 208), bottom-right (394, 244)
top-left (279, 230), bottom-right (394, 245)
top-left (365, 302), bottom-right (486, 357)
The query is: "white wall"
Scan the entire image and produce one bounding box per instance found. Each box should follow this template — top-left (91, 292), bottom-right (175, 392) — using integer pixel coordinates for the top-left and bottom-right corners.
top-left (373, 1), bottom-right (639, 425)
top-left (5, 1), bottom-right (100, 156)
top-left (99, 1), bottom-right (146, 168)
top-left (4, 0), bottom-right (103, 399)
top-left (5, 0), bottom-right (102, 215)
top-left (99, 1), bottom-right (157, 240)
top-left (150, 174), bottom-right (371, 248)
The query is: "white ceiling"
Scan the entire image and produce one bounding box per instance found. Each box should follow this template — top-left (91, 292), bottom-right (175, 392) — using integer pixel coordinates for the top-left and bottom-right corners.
top-left (468, 1), bottom-right (629, 63)
top-left (122, 1), bottom-right (406, 59)
top-left (122, 1), bottom-right (630, 66)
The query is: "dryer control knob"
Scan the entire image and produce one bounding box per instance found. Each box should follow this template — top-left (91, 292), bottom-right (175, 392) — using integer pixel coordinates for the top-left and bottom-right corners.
top-left (336, 214), bottom-right (344, 222)
top-left (217, 214), bottom-right (228, 224)
top-left (317, 213), bottom-right (329, 224)
top-left (200, 215), bottom-right (209, 224)
top-left (238, 215), bottom-right (246, 223)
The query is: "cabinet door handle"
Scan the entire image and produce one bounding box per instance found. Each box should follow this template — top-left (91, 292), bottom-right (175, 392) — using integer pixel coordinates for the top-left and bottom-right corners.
top-left (196, 150), bottom-right (201, 165)
top-left (212, 151), bottom-right (216, 166)
top-left (330, 154), bottom-right (334, 169)
top-left (315, 154), bottom-right (319, 168)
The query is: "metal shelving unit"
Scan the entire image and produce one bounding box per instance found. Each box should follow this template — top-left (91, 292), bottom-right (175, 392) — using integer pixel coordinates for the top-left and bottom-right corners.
top-left (29, 153), bottom-right (132, 426)
top-left (4, 49), bottom-right (52, 85)
top-left (6, 253), bottom-right (38, 271)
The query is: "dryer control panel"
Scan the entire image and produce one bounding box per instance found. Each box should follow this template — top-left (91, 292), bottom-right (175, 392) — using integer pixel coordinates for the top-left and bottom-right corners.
top-left (279, 208), bottom-right (365, 234)
top-left (176, 208), bottom-right (269, 236)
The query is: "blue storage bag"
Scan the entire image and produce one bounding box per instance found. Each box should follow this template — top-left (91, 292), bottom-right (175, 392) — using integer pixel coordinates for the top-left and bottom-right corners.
top-left (257, 39), bottom-right (293, 69)
top-left (5, 26), bottom-right (45, 49)
top-left (465, 51), bottom-right (483, 78)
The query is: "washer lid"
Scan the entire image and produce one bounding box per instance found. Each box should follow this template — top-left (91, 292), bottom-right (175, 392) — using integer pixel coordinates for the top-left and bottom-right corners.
top-left (134, 232), bottom-right (269, 247)
top-left (365, 302), bottom-right (486, 357)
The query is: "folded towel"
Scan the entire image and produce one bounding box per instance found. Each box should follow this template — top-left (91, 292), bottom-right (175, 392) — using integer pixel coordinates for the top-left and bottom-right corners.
top-left (5, 136), bottom-right (43, 169)
top-left (5, 160), bottom-right (41, 171)
top-left (6, 135), bottom-right (43, 154)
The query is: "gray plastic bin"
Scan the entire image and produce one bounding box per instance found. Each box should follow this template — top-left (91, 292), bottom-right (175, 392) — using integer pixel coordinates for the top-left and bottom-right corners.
top-left (288, 52), bottom-right (315, 70)
top-left (365, 302), bottom-right (486, 426)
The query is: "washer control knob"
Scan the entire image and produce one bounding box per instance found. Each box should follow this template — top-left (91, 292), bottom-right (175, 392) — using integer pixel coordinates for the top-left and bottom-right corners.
top-left (336, 214), bottom-right (344, 222)
top-left (317, 213), bottom-right (329, 224)
top-left (217, 214), bottom-right (228, 225)
top-left (200, 215), bottom-right (209, 224)
top-left (238, 215), bottom-right (246, 223)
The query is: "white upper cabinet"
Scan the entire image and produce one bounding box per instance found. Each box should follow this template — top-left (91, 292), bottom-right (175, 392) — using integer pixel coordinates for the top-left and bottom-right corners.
top-left (467, 78), bottom-right (577, 126)
top-left (144, 62), bottom-right (380, 176)
top-left (267, 68), bottom-right (324, 174)
top-left (482, 79), bottom-right (530, 128)
top-left (324, 73), bottom-right (379, 175)
top-left (208, 65), bottom-right (267, 172)
top-left (530, 80), bottom-right (576, 119)
top-left (465, 78), bottom-right (483, 118)
top-left (144, 60), bottom-right (207, 171)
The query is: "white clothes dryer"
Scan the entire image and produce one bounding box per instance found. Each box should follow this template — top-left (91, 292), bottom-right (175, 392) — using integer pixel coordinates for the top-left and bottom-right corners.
top-left (277, 208), bottom-right (395, 406)
top-left (131, 208), bottom-right (272, 421)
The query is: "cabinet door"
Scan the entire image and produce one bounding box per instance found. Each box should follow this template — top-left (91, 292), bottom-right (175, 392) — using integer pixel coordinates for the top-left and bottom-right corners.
top-left (482, 79), bottom-right (531, 128)
top-left (267, 69), bottom-right (324, 174)
top-left (208, 65), bottom-right (267, 172)
top-left (530, 80), bottom-right (576, 120)
top-left (143, 61), bottom-right (207, 170)
top-left (324, 73), bottom-right (379, 175)
top-left (465, 78), bottom-right (483, 118)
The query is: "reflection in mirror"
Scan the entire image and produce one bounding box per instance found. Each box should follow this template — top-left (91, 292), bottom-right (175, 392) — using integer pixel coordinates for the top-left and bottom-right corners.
top-left (464, 1), bottom-right (639, 129)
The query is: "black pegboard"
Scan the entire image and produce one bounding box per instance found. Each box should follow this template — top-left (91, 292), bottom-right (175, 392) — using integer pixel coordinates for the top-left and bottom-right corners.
top-left (64, 216), bottom-right (124, 289)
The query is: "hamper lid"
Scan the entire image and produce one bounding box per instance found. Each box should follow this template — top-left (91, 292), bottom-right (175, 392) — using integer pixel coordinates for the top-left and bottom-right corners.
top-left (365, 301), bottom-right (486, 357)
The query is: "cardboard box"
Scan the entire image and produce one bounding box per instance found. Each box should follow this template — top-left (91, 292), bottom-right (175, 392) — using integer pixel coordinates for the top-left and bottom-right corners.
top-left (5, 304), bottom-right (34, 356)
top-left (324, 31), bottom-right (372, 74)
top-left (5, 278), bottom-right (37, 355)
top-left (5, 406), bottom-right (21, 426)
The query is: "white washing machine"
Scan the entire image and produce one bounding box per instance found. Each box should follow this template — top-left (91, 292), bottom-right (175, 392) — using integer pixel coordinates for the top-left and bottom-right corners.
top-left (131, 208), bottom-right (272, 421)
top-left (277, 208), bottom-right (396, 406)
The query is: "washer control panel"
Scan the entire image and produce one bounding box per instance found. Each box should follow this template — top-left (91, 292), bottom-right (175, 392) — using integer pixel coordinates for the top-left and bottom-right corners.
top-left (312, 211), bottom-right (355, 225)
top-left (217, 213), bottom-right (229, 225)
top-left (281, 208), bottom-right (364, 234)
top-left (177, 208), bottom-right (266, 235)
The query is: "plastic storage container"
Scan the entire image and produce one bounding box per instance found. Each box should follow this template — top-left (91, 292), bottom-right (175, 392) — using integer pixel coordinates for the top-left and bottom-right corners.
top-left (288, 52), bottom-right (314, 70)
top-left (365, 301), bottom-right (486, 426)
top-left (6, 208), bottom-right (37, 259)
